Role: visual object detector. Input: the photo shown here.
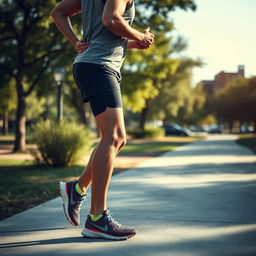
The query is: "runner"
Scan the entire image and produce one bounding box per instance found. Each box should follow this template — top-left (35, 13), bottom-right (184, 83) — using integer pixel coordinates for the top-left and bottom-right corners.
top-left (51, 0), bottom-right (154, 240)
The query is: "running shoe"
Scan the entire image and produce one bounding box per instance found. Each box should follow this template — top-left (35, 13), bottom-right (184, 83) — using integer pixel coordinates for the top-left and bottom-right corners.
top-left (59, 180), bottom-right (86, 226)
top-left (81, 209), bottom-right (136, 240)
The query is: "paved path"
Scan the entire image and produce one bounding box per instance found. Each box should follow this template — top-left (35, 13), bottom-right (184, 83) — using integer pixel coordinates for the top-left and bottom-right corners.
top-left (0, 135), bottom-right (256, 256)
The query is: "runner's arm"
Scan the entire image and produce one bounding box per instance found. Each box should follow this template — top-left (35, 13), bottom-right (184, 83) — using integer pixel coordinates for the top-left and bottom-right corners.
top-left (102, 0), bottom-right (154, 47)
top-left (50, 0), bottom-right (88, 53)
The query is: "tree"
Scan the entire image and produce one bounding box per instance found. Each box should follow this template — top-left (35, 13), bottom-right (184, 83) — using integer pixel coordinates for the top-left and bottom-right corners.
top-left (0, 0), bottom-right (68, 151)
top-left (121, 0), bottom-right (197, 129)
top-left (147, 58), bottom-right (202, 124)
top-left (210, 77), bottom-right (256, 132)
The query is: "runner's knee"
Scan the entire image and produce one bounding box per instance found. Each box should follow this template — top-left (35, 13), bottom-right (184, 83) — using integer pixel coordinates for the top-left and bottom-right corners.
top-left (102, 132), bottom-right (126, 150)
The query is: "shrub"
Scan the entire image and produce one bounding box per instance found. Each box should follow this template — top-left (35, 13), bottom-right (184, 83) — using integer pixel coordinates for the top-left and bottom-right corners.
top-left (127, 126), bottom-right (165, 139)
top-left (30, 119), bottom-right (95, 167)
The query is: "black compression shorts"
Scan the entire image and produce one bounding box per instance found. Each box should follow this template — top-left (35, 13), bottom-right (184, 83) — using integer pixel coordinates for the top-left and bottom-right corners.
top-left (87, 89), bottom-right (122, 117)
top-left (73, 62), bottom-right (123, 117)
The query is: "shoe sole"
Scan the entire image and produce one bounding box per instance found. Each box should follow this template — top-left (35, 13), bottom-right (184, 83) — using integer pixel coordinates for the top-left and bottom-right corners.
top-left (81, 228), bottom-right (136, 241)
top-left (59, 182), bottom-right (77, 226)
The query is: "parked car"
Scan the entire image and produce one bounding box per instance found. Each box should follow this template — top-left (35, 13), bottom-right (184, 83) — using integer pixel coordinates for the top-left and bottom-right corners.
top-left (189, 125), bottom-right (208, 133)
top-left (162, 124), bottom-right (191, 136)
top-left (208, 124), bottom-right (222, 134)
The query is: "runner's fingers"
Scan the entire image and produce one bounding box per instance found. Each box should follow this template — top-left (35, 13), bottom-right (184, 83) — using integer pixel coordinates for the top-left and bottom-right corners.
top-left (77, 42), bottom-right (89, 53)
top-left (79, 43), bottom-right (89, 48)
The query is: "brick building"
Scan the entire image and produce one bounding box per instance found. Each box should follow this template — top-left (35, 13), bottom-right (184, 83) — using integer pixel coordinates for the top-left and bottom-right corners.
top-left (200, 65), bottom-right (245, 95)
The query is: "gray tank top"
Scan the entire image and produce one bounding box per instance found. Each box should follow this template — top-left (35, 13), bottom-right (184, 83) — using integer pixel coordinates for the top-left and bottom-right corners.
top-left (74, 0), bottom-right (135, 74)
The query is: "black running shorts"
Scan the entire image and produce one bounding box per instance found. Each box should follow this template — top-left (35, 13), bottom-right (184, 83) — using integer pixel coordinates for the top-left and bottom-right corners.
top-left (73, 62), bottom-right (123, 117)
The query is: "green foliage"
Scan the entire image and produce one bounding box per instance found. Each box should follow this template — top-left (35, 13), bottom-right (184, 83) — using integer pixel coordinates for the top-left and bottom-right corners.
top-left (198, 114), bottom-right (217, 126)
top-left (0, 78), bottom-right (16, 113)
top-left (210, 76), bottom-right (256, 126)
top-left (148, 58), bottom-right (203, 124)
top-left (26, 91), bottom-right (46, 119)
top-left (0, 0), bottom-right (67, 86)
top-left (31, 120), bottom-right (95, 167)
top-left (127, 126), bottom-right (165, 139)
top-left (0, 0), bottom-right (82, 150)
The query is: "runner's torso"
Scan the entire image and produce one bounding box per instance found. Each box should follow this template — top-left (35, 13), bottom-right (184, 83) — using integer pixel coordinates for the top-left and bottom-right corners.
top-left (74, 0), bottom-right (135, 73)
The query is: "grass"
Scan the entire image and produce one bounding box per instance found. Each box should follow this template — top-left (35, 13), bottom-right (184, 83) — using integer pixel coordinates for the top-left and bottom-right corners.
top-left (0, 135), bottom-right (202, 220)
top-left (236, 134), bottom-right (256, 153)
top-left (120, 137), bottom-right (200, 156)
top-left (0, 163), bottom-right (84, 220)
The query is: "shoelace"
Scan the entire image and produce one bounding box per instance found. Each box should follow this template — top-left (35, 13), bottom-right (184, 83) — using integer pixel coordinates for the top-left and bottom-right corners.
top-left (76, 196), bottom-right (86, 213)
top-left (107, 213), bottom-right (122, 228)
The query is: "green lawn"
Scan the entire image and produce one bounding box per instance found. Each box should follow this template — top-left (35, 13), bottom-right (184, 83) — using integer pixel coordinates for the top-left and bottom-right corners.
top-left (0, 136), bottom-right (202, 220)
top-left (236, 134), bottom-right (256, 153)
top-left (120, 140), bottom-right (191, 156)
top-left (0, 162), bottom-right (83, 220)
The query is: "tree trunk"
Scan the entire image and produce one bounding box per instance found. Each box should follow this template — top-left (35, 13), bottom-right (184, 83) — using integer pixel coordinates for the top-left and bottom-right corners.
top-left (13, 91), bottom-right (26, 152)
top-left (2, 111), bottom-right (9, 135)
top-left (139, 99), bottom-right (150, 130)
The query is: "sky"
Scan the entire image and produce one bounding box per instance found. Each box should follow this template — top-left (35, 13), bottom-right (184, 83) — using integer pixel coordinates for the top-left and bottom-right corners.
top-left (170, 0), bottom-right (256, 86)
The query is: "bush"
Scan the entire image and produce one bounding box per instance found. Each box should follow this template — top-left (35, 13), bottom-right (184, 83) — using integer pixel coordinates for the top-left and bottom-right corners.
top-left (30, 120), bottom-right (95, 167)
top-left (127, 126), bottom-right (165, 139)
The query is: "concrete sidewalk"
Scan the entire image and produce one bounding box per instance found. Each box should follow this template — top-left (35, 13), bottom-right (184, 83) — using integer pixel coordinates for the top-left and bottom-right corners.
top-left (0, 135), bottom-right (256, 256)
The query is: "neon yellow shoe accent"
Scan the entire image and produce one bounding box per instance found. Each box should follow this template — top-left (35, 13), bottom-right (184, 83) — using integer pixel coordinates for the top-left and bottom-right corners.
top-left (75, 182), bottom-right (85, 196)
top-left (89, 213), bottom-right (103, 222)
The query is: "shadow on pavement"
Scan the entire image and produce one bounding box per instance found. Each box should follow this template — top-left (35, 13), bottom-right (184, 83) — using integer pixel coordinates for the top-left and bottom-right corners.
top-left (0, 236), bottom-right (119, 249)
top-left (0, 227), bottom-right (67, 234)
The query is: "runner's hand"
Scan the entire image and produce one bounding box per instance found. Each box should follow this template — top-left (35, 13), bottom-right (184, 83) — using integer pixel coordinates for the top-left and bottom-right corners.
top-left (137, 27), bottom-right (154, 47)
top-left (75, 40), bottom-right (89, 53)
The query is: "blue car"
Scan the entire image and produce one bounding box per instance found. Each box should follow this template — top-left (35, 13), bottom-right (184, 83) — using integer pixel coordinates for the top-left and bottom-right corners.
top-left (162, 124), bottom-right (191, 136)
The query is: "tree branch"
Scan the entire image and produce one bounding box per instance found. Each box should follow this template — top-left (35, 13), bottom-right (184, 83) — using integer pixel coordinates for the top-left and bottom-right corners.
top-left (24, 49), bottom-right (58, 67)
top-left (24, 34), bottom-right (61, 67)
top-left (24, 49), bottom-right (63, 97)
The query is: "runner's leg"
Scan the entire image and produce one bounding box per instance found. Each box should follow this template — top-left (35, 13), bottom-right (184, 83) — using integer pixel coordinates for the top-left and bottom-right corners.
top-left (89, 106), bottom-right (126, 215)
